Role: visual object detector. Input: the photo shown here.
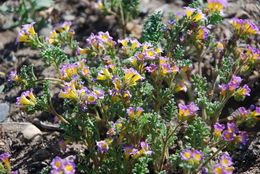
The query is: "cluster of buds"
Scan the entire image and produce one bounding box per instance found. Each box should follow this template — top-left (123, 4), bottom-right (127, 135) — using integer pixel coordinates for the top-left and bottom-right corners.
top-left (214, 122), bottom-right (247, 145)
top-left (178, 102), bottom-right (199, 121)
top-left (50, 156), bottom-right (76, 174)
top-left (231, 18), bottom-right (259, 36)
top-left (219, 75), bottom-right (251, 101)
top-left (123, 141), bottom-right (153, 160)
top-left (180, 149), bottom-right (204, 165)
top-left (212, 153), bottom-right (234, 174)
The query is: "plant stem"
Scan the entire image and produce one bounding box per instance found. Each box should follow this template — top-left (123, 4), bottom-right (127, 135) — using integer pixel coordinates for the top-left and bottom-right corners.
top-left (159, 123), bottom-right (180, 171)
top-left (48, 96), bottom-right (69, 124)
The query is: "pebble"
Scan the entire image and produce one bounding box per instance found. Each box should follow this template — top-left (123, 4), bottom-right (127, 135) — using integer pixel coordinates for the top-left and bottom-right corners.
top-left (0, 103), bottom-right (9, 122)
top-left (21, 123), bottom-right (42, 141)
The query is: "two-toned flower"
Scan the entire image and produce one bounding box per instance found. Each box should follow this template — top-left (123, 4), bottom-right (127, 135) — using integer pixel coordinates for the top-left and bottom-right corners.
top-left (50, 156), bottom-right (76, 174)
top-left (206, 0), bottom-right (228, 13)
top-left (126, 107), bottom-right (144, 120)
top-left (96, 140), bottom-right (110, 153)
top-left (184, 7), bottom-right (206, 22)
top-left (231, 18), bottom-right (259, 36)
top-left (16, 22), bottom-right (37, 43)
top-left (16, 89), bottom-right (37, 107)
top-left (212, 153), bottom-right (234, 174)
top-left (178, 102), bottom-right (199, 120)
top-left (180, 149), bottom-right (204, 165)
top-left (123, 68), bottom-right (144, 87)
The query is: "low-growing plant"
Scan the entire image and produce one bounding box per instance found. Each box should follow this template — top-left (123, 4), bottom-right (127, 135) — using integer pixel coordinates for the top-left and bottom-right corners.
top-left (6, 0), bottom-right (260, 173)
top-left (96, 0), bottom-right (140, 37)
top-left (0, 0), bottom-right (53, 29)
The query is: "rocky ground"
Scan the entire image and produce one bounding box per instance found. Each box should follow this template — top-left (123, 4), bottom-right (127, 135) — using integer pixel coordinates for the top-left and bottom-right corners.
top-left (0, 0), bottom-right (259, 173)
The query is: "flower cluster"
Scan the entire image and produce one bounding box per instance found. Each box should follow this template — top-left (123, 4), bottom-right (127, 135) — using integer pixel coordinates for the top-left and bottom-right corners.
top-left (230, 106), bottom-right (260, 125)
top-left (178, 102), bottom-right (199, 120)
top-left (184, 7), bottom-right (206, 22)
top-left (124, 141), bottom-right (153, 160)
top-left (206, 0), bottom-right (228, 13)
top-left (239, 46), bottom-right (260, 73)
top-left (180, 149), bottom-right (204, 165)
top-left (77, 31), bottom-right (116, 55)
top-left (218, 75), bottom-right (251, 101)
top-left (47, 21), bottom-right (74, 44)
top-left (50, 156), bottom-right (76, 174)
top-left (231, 18), bottom-right (259, 36)
top-left (212, 153), bottom-right (234, 174)
top-left (214, 122), bottom-right (247, 145)
top-left (126, 107), bottom-right (144, 120)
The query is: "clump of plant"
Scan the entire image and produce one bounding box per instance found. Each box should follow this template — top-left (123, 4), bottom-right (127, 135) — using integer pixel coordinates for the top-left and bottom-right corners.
top-left (8, 0), bottom-right (260, 173)
top-left (0, 0), bottom-right (53, 29)
top-left (95, 0), bottom-right (140, 37)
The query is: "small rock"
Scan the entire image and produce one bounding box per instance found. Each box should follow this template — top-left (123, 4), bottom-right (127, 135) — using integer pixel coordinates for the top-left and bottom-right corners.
top-left (32, 149), bottom-right (51, 161)
top-left (0, 103), bottom-right (9, 122)
top-left (21, 124), bottom-right (42, 141)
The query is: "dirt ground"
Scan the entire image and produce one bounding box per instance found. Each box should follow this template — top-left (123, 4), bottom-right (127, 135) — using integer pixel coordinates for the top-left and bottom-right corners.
top-left (0, 0), bottom-right (259, 173)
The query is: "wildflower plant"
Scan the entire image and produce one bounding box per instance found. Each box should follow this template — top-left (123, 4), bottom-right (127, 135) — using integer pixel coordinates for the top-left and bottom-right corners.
top-left (9, 0), bottom-right (260, 173)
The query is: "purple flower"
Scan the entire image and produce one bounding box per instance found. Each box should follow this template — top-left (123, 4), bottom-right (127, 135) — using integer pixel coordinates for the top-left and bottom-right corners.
top-left (146, 64), bottom-right (158, 74)
top-left (178, 102), bottom-right (199, 120)
top-left (16, 88), bottom-right (37, 107)
top-left (51, 156), bottom-right (63, 170)
top-left (239, 84), bottom-right (251, 96)
top-left (231, 18), bottom-right (259, 35)
top-left (231, 107), bottom-right (250, 118)
top-left (196, 26), bottom-right (209, 40)
top-left (222, 130), bottom-right (234, 142)
top-left (8, 71), bottom-right (19, 82)
top-left (214, 123), bottom-right (225, 137)
top-left (55, 21), bottom-right (72, 32)
top-left (228, 75), bottom-right (242, 91)
top-left (140, 141), bottom-right (153, 156)
top-left (180, 149), bottom-right (193, 161)
top-left (219, 84), bottom-right (228, 96)
top-left (219, 153), bottom-right (233, 167)
top-left (227, 122), bottom-right (238, 134)
top-left (63, 160), bottom-right (76, 174)
top-left (193, 150), bottom-right (204, 163)
top-left (236, 131), bottom-right (248, 145)
top-left (0, 152), bottom-right (11, 163)
top-left (86, 92), bottom-right (97, 105)
top-left (212, 164), bottom-right (225, 174)
top-left (96, 140), bottom-right (109, 153)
